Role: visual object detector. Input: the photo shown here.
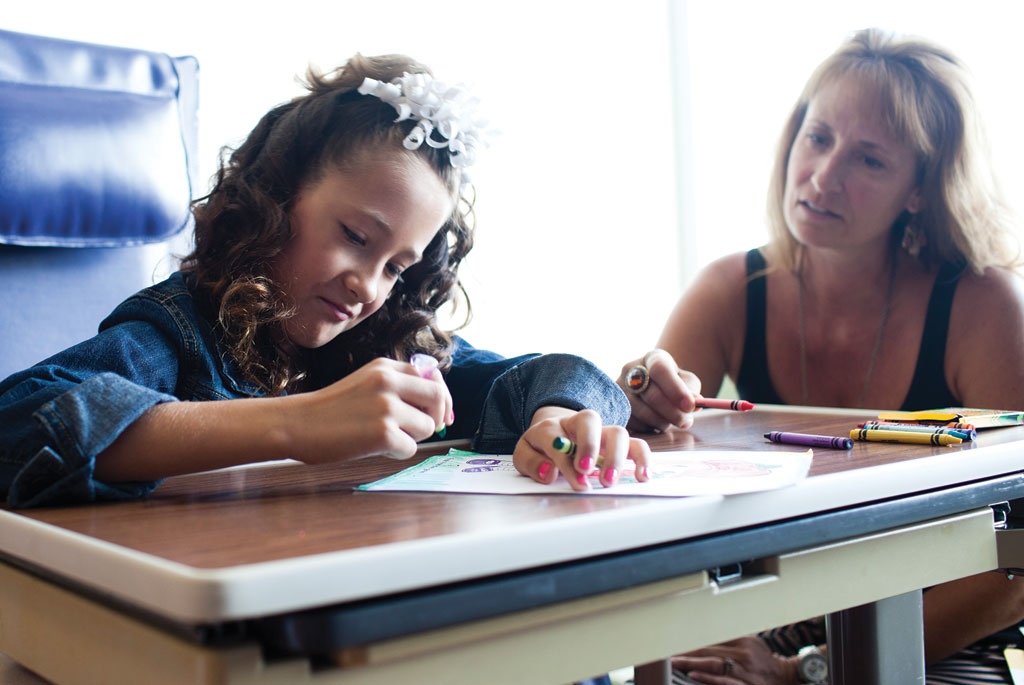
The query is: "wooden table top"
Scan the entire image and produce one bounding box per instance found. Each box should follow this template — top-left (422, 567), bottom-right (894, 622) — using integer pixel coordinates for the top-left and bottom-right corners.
top-left (11, 405), bottom-right (1024, 570)
top-left (3, 404), bottom-right (1023, 624)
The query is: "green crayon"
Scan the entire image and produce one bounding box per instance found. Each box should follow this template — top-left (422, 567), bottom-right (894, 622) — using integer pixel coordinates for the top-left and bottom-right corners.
top-left (552, 436), bottom-right (577, 457)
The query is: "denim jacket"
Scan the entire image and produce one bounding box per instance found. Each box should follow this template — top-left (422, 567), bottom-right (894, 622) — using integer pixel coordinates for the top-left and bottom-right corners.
top-left (0, 273), bottom-right (628, 508)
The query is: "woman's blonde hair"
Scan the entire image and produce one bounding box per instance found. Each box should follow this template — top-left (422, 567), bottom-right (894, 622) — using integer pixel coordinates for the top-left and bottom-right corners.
top-left (765, 28), bottom-right (1018, 274)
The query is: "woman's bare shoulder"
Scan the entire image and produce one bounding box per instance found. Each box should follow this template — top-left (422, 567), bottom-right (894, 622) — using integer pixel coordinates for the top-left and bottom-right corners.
top-left (947, 266), bottom-right (1024, 406)
top-left (689, 251), bottom-right (752, 296)
top-left (658, 251), bottom-right (755, 393)
top-left (955, 266), bottom-right (1024, 313)
top-left (702, 250), bottom-right (751, 276)
top-left (663, 251), bottom-right (752, 346)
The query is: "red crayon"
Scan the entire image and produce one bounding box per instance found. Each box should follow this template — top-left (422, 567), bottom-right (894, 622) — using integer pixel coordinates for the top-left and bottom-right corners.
top-left (696, 398), bottom-right (754, 412)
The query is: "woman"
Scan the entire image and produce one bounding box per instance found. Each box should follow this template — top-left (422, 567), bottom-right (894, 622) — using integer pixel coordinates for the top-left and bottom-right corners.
top-left (621, 29), bottom-right (1024, 683)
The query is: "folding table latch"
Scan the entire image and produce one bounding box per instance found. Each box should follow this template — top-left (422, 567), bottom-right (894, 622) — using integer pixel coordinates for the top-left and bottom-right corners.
top-left (993, 502), bottom-right (1024, 576)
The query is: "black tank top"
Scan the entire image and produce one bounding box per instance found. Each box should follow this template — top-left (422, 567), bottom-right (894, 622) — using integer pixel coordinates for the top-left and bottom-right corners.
top-left (735, 249), bottom-right (962, 410)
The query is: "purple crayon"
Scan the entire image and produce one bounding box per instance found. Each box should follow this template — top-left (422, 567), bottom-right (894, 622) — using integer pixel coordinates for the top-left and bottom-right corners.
top-left (764, 431), bottom-right (853, 450)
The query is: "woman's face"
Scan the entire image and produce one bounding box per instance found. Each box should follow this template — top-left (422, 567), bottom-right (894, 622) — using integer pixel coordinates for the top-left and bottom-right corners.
top-left (783, 76), bottom-right (922, 256)
top-left (273, 149), bottom-right (453, 349)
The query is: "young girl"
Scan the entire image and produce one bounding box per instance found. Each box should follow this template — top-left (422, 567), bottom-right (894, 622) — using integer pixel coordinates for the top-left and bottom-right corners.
top-left (0, 53), bottom-right (650, 508)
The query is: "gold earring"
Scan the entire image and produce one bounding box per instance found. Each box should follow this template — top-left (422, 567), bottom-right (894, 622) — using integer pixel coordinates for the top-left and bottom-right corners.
top-left (901, 222), bottom-right (927, 257)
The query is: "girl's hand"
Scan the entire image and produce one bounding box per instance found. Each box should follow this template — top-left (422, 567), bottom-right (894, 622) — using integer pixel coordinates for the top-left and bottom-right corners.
top-left (513, 406), bottom-right (651, 491)
top-left (618, 349), bottom-right (702, 433)
top-left (287, 357), bottom-right (453, 463)
top-left (671, 636), bottom-right (799, 685)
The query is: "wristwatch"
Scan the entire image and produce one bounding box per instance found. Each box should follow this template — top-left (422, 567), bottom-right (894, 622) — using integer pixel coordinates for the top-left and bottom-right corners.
top-left (796, 645), bottom-right (828, 683)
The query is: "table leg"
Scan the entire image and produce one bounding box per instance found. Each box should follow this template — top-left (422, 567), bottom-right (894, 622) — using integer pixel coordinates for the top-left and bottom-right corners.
top-left (633, 659), bottom-right (671, 685)
top-left (826, 590), bottom-right (924, 685)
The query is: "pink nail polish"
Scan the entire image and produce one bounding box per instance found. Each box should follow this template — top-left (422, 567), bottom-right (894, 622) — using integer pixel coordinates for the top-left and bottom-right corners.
top-left (576, 473), bottom-right (588, 487)
top-left (604, 468), bottom-right (618, 485)
top-left (637, 465), bottom-right (648, 480)
top-left (538, 462), bottom-right (551, 481)
top-left (579, 455), bottom-right (593, 472)
top-left (448, 410), bottom-right (455, 424)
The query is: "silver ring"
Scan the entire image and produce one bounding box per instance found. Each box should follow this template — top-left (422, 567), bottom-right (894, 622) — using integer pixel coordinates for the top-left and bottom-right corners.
top-left (723, 656), bottom-right (735, 675)
top-left (625, 365), bottom-right (650, 394)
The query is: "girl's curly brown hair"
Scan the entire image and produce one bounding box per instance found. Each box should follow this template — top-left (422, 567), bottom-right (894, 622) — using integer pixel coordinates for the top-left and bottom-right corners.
top-left (181, 54), bottom-right (474, 394)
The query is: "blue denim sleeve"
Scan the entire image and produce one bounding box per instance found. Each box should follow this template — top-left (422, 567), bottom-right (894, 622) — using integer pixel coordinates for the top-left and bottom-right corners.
top-left (10, 374), bottom-right (176, 507)
top-left (0, 320), bottom-right (181, 508)
top-left (444, 337), bottom-right (630, 454)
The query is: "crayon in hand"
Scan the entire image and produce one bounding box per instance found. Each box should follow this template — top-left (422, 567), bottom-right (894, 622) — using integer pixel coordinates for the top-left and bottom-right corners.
top-left (695, 398), bottom-right (754, 411)
top-left (410, 354), bottom-right (446, 436)
top-left (552, 436), bottom-right (577, 457)
top-left (410, 353), bottom-right (439, 379)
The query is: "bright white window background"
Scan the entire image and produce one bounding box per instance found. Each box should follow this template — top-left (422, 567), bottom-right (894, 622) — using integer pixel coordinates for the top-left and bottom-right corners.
top-left (3, 0), bottom-right (678, 379)
top-left (4, 1), bottom-right (1023, 382)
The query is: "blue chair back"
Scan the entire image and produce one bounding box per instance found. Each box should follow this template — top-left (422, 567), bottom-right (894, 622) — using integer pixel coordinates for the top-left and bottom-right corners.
top-left (0, 29), bottom-right (198, 380)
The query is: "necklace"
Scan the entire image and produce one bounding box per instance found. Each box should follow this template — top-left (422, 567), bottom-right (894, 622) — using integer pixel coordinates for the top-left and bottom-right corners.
top-left (797, 262), bottom-right (896, 408)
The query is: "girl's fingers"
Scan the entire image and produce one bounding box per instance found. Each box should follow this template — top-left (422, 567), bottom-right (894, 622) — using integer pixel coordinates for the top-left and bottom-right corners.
top-left (513, 438), bottom-right (559, 485)
top-left (515, 410), bottom-right (654, 492)
top-left (564, 409), bottom-right (602, 478)
top-left (522, 410), bottom-right (605, 491)
top-left (536, 458), bottom-right (555, 484)
top-left (597, 425), bottom-right (630, 487)
top-left (555, 435), bottom-right (592, 492)
top-left (430, 370), bottom-right (455, 430)
top-left (515, 418), bottom-right (589, 491)
top-left (379, 430), bottom-right (422, 460)
top-left (401, 359), bottom-right (452, 438)
top-left (392, 393), bottom-right (445, 444)
top-left (627, 436), bottom-right (652, 481)
top-left (437, 375), bottom-right (455, 433)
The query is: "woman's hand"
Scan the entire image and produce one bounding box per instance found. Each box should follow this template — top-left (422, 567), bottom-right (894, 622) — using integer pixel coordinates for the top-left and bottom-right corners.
top-left (671, 636), bottom-right (799, 685)
top-left (286, 357), bottom-right (453, 463)
top-left (513, 406), bottom-right (651, 491)
top-left (618, 349), bottom-right (702, 433)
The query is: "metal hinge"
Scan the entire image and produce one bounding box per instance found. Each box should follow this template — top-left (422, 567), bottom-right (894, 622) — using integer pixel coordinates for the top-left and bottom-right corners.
top-left (710, 561), bottom-right (745, 584)
top-left (993, 502), bottom-right (1024, 577)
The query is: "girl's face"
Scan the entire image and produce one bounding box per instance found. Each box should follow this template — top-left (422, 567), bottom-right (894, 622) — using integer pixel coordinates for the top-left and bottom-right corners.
top-left (783, 76), bottom-right (922, 256)
top-left (273, 149), bottom-right (453, 349)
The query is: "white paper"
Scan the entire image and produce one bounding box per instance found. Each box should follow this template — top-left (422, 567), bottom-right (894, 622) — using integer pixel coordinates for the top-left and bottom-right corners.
top-left (1006, 647), bottom-right (1024, 685)
top-left (357, 448), bottom-right (812, 497)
